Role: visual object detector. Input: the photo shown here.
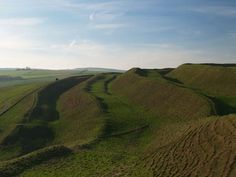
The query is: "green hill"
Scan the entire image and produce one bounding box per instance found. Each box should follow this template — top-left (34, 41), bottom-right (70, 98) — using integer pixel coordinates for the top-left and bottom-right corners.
top-left (0, 64), bottom-right (235, 177)
top-left (112, 68), bottom-right (215, 122)
top-left (167, 64), bottom-right (236, 96)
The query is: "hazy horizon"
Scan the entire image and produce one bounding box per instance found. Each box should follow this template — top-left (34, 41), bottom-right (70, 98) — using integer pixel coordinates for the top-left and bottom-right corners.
top-left (0, 0), bottom-right (236, 69)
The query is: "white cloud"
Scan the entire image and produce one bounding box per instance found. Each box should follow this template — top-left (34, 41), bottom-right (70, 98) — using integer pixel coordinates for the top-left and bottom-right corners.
top-left (0, 38), bottom-right (235, 69)
top-left (50, 40), bottom-right (106, 57)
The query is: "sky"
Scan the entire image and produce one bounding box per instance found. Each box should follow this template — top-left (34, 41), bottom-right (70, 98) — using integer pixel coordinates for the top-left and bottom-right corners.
top-left (0, 0), bottom-right (235, 69)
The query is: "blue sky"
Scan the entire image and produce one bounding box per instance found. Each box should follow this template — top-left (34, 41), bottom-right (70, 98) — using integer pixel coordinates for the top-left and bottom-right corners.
top-left (0, 0), bottom-right (235, 69)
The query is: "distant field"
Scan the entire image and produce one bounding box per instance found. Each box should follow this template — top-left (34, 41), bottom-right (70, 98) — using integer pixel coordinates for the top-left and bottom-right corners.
top-left (0, 64), bottom-right (235, 177)
top-left (0, 68), bottom-right (123, 87)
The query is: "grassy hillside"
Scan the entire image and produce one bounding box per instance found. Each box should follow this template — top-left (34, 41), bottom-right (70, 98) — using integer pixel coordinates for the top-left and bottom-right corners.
top-left (0, 83), bottom-right (41, 113)
top-left (127, 114), bottom-right (236, 177)
top-left (0, 84), bottom-right (43, 160)
top-left (51, 79), bottom-right (104, 147)
top-left (0, 145), bottom-right (71, 177)
top-left (16, 73), bottom-right (156, 177)
top-left (167, 64), bottom-right (236, 96)
top-left (112, 68), bottom-right (215, 122)
top-left (0, 76), bottom-right (92, 156)
top-left (0, 65), bottom-right (235, 177)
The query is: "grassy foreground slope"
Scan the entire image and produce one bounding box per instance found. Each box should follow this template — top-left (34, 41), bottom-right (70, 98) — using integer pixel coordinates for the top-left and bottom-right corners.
top-left (127, 114), bottom-right (236, 177)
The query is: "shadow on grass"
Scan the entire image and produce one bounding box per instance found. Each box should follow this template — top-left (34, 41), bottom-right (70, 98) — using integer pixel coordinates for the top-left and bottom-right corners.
top-left (1, 124), bottom-right (54, 154)
top-left (0, 76), bottom-right (92, 156)
top-left (207, 96), bottom-right (236, 116)
top-left (31, 76), bottom-right (91, 121)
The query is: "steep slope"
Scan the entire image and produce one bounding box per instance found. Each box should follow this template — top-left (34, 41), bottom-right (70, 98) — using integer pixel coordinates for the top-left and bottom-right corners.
top-left (30, 76), bottom-right (89, 121)
top-left (112, 68), bottom-right (215, 122)
top-left (51, 80), bottom-right (104, 147)
top-left (167, 64), bottom-right (236, 96)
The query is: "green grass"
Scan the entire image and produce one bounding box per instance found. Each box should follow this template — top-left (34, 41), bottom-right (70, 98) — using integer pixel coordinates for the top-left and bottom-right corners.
top-left (0, 69), bottom-right (86, 79)
top-left (0, 66), bottom-right (236, 177)
top-left (30, 76), bottom-right (90, 121)
top-left (16, 73), bottom-right (158, 176)
top-left (0, 76), bottom-right (92, 157)
top-left (18, 71), bottom-right (217, 177)
top-left (51, 80), bottom-right (104, 147)
top-left (111, 68), bottom-right (214, 122)
top-left (167, 64), bottom-right (236, 96)
top-left (0, 145), bottom-right (71, 177)
top-left (0, 92), bottom-right (38, 160)
top-left (0, 83), bottom-right (42, 113)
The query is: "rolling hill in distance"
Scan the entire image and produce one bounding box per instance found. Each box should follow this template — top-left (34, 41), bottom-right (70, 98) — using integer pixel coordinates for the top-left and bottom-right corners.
top-left (0, 63), bottom-right (235, 177)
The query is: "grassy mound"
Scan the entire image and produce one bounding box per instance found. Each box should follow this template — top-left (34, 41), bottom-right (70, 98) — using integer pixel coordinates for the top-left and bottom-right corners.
top-left (167, 64), bottom-right (236, 96)
top-left (112, 68), bottom-right (215, 122)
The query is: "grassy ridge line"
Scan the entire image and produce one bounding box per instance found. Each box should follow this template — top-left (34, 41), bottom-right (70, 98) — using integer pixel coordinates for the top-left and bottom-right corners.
top-left (80, 73), bottom-right (152, 145)
top-left (51, 75), bottom-right (104, 147)
top-left (30, 76), bottom-right (92, 121)
top-left (167, 64), bottom-right (236, 96)
top-left (112, 68), bottom-right (214, 122)
top-left (68, 74), bottom-right (112, 148)
top-left (0, 145), bottom-right (71, 177)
